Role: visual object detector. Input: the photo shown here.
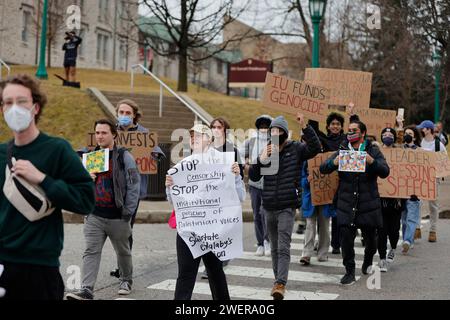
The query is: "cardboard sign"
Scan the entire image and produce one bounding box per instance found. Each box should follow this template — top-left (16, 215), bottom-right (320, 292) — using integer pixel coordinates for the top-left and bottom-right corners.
top-left (87, 131), bottom-right (158, 174)
top-left (304, 68), bottom-right (372, 109)
top-left (308, 152), bottom-right (339, 206)
top-left (338, 150), bottom-right (367, 172)
top-left (378, 148), bottom-right (437, 200)
top-left (262, 72), bottom-right (331, 122)
top-left (168, 151), bottom-right (243, 261)
top-left (353, 107), bottom-right (397, 137)
top-left (433, 151), bottom-right (450, 178)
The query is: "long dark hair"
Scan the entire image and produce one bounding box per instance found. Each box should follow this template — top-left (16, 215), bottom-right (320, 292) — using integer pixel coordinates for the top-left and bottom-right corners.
top-left (404, 125), bottom-right (421, 147)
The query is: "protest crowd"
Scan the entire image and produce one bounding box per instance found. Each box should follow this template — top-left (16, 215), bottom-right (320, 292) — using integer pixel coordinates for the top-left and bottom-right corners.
top-left (0, 69), bottom-right (449, 301)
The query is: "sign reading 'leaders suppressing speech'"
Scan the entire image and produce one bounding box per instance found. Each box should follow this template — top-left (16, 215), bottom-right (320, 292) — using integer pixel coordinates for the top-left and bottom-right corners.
top-left (168, 151), bottom-right (243, 261)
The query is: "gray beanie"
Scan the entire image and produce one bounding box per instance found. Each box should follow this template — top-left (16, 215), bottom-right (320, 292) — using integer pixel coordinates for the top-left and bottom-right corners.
top-left (270, 116), bottom-right (289, 135)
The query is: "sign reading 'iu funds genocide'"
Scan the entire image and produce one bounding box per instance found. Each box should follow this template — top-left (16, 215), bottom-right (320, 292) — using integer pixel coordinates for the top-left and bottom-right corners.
top-left (378, 148), bottom-right (437, 200)
top-left (87, 131), bottom-right (158, 174)
top-left (308, 152), bottom-right (339, 206)
top-left (304, 68), bottom-right (373, 109)
top-left (262, 72), bottom-right (331, 122)
top-left (168, 151), bottom-right (243, 261)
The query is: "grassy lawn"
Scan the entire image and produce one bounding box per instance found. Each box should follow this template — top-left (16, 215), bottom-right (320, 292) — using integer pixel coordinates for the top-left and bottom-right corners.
top-left (0, 65), bottom-right (303, 148)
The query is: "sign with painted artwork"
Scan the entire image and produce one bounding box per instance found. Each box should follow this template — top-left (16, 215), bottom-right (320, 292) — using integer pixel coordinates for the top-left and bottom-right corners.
top-left (82, 149), bottom-right (109, 173)
top-left (87, 131), bottom-right (158, 174)
top-left (338, 150), bottom-right (367, 172)
top-left (304, 68), bottom-right (373, 109)
top-left (168, 150), bottom-right (243, 261)
top-left (378, 148), bottom-right (437, 200)
top-left (262, 72), bottom-right (331, 122)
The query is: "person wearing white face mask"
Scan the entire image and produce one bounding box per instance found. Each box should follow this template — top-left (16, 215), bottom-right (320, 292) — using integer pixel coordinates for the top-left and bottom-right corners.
top-left (0, 74), bottom-right (95, 300)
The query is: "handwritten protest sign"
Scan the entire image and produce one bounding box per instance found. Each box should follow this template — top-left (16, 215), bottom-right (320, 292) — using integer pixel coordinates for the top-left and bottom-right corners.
top-left (353, 107), bottom-right (397, 136)
top-left (378, 148), bottom-right (437, 200)
top-left (168, 150), bottom-right (243, 261)
top-left (304, 68), bottom-right (372, 109)
top-left (339, 150), bottom-right (367, 172)
top-left (433, 151), bottom-right (450, 178)
top-left (82, 149), bottom-right (109, 173)
top-left (262, 72), bottom-right (331, 122)
top-left (308, 152), bottom-right (339, 206)
top-left (87, 131), bottom-right (158, 174)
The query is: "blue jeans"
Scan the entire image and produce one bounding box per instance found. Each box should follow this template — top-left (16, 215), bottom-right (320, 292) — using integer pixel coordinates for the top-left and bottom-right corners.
top-left (401, 200), bottom-right (421, 244)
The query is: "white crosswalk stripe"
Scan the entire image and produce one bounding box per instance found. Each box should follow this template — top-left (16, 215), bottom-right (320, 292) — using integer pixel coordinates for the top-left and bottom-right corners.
top-left (291, 242), bottom-right (366, 255)
top-left (148, 279), bottom-right (339, 300)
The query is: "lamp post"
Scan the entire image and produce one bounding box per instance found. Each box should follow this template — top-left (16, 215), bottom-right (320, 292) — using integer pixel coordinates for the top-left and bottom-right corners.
top-left (35, 0), bottom-right (48, 79)
top-left (309, 0), bottom-right (327, 68)
top-left (433, 50), bottom-right (441, 123)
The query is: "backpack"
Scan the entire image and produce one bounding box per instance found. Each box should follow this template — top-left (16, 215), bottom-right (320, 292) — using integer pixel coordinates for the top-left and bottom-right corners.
top-left (435, 137), bottom-right (441, 152)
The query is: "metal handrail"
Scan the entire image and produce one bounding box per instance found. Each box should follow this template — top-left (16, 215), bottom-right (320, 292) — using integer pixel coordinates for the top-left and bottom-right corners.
top-left (0, 58), bottom-right (11, 80)
top-left (130, 64), bottom-right (208, 124)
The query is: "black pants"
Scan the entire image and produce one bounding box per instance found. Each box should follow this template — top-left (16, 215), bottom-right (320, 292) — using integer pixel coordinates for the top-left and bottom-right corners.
top-left (0, 262), bottom-right (64, 300)
top-left (174, 234), bottom-right (230, 300)
top-left (340, 226), bottom-right (377, 274)
top-left (331, 217), bottom-right (340, 249)
top-left (377, 209), bottom-right (401, 259)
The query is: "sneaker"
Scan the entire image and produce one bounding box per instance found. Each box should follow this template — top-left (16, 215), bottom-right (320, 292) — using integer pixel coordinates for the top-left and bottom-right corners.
top-left (255, 246), bottom-right (264, 256)
top-left (201, 269), bottom-right (208, 279)
top-left (414, 228), bottom-right (422, 240)
top-left (296, 224), bottom-right (305, 235)
top-left (428, 231), bottom-right (437, 242)
top-left (387, 249), bottom-right (395, 263)
top-left (402, 241), bottom-right (410, 254)
top-left (362, 263), bottom-right (373, 275)
top-left (264, 240), bottom-right (271, 256)
top-left (300, 256), bottom-right (311, 266)
top-left (318, 256), bottom-right (328, 262)
top-left (340, 273), bottom-right (356, 285)
top-left (379, 259), bottom-right (388, 273)
top-left (332, 247), bottom-right (341, 254)
top-left (118, 281), bottom-right (132, 295)
top-left (66, 288), bottom-right (94, 300)
top-left (110, 268), bottom-right (120, 278)
top-left (270, 283), bottom-right (285, 300)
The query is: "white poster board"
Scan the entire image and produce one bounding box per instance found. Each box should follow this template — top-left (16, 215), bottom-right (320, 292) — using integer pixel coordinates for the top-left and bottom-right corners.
top-left (168, 150), bottom-right (243, 261)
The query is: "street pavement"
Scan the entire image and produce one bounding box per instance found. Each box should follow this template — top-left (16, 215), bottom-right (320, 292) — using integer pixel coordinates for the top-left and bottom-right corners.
top-left (61, 217), bottom-right (450, 300)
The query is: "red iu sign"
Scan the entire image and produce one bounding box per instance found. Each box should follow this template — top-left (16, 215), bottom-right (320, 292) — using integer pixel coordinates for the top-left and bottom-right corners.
top-left (228, 58), bottom-right (272, 88)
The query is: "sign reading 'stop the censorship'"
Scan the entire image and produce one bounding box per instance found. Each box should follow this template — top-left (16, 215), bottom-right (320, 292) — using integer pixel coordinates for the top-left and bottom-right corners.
top-left (378, 148), bottom-right (437, 200)
top-left (262, 72), bottom-right (331, 122)
top-left (308, 152), bottom-right (339, 206)
top-left (87, 131), bottom-right (158, 174)
top-left (304, 68), bottom-right (373, 109)
top-left (168, 150), bottom-right (243, 261)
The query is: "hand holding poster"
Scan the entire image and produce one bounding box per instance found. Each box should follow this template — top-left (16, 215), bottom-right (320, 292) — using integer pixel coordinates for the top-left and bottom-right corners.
top-left (168, 151), bottom-right (243, 261)
top-left (308, 152), bottom-right (339, 206)
top-left (82, 149), bottom-right (109, 173)
top-left (378, 148), bottom-right (437, 200)
top-left (338, 150), bottom-right (367, 172)
top-left (262, 72), bottom-right (331, 122)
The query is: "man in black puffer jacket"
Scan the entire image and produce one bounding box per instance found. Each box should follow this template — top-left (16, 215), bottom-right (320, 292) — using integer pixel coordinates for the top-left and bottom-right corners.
top-left (249, 112), bottom-right (321, 300)
top-left (320, 120), bottom-right (389, 286)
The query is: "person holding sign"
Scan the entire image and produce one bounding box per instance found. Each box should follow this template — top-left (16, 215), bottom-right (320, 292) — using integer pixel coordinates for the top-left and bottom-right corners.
top-left (249, 113), bottom-right (321, 300)
top-left (377, 128), bottom-right (404, 272)
top-left (0, 74), bottom-right (95, 300)
top-left (165, 124), bottom-right (246, 300)
top-left (66, 119), bottom-right (140, 300)
top-left (417, 120), bottom-right (447, 243)
top-left (400, 125), bottom-right (422, 254)
top-left (320, 120), bottom-right (390, 285)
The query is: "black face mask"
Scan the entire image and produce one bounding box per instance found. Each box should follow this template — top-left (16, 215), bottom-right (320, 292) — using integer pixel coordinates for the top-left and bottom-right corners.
top-left (403, 134), bottom-right (413, 144)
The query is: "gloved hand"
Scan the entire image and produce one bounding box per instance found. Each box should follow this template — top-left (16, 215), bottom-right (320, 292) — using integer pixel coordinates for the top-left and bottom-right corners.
top-left (0, 264), bottom-right (5, 298)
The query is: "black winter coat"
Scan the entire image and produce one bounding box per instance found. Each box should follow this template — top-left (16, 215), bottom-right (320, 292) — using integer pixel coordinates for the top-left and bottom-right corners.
top-left (249, 125), bottom-right (321, 211)
top-left (319, 139), bottom-right (390, 228)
